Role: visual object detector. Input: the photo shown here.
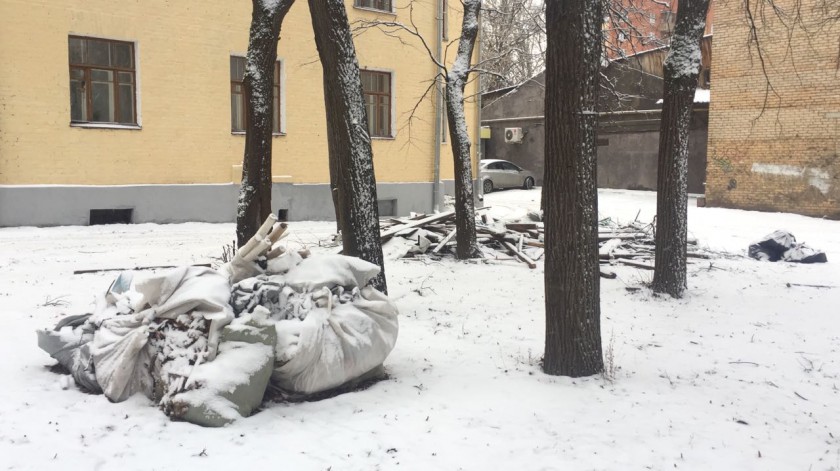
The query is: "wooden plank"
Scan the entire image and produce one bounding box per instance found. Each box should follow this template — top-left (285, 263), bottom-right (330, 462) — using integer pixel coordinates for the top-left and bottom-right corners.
top-left (616, 259), bottom-right (654, 270)
top-left (74, 263), bottom-right (212, 275)
top-left (599, 252), bottom-right (647, 260)
top-left (432, 229), bottom-right (457, 254)
top-left (381, 207), bottom-right (491, 241)
top-left (501, 240), bottom-right (537, 269)
top-left (380, 210), bottom-right (455, 239)
top-left (599, 269), bottom-right (617, 279)
top-left (597, 232), bottom-right (647, 241)
top-left (505, 223), bottom-right (538, 232)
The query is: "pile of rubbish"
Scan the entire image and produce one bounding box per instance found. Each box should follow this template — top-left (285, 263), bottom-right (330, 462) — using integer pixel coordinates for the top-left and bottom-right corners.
top-left (381, 210), bottom-right (712, 272)
top-left (380, 209), bottom-right (543, 268)
top-left (748, 230), bottom-right (827, 263)
top-left (37, 216), bottom-right (399, 427)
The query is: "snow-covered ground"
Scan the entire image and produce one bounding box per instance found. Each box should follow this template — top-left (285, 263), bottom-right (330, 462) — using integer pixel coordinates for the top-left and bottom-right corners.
top-left (2, 189), bottom-right (839, 470)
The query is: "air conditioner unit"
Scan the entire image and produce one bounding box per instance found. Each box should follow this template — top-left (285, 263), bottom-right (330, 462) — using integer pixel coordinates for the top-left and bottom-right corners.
top-left (504, 127), bottom-right (524, 143)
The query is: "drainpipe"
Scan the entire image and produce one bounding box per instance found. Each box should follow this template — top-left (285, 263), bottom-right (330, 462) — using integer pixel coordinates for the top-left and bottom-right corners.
top-left (474, 9), bottom-right (483, 206)
top-left (432, 0), bottom-right (443, 212)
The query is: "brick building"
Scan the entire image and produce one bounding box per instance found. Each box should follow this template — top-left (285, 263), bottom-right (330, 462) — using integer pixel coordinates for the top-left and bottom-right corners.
top-left (707, 0), bottom-right (840, 218)
top-left (604, 0), bottom-right (714, 59)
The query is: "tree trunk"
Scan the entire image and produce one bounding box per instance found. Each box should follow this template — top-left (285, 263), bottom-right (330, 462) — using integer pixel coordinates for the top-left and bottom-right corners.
top-left (236, 0), bottom-right (294, 248)
top-left (652, 0), bottom-right (710, 298)
top-left (324, 75), bottom-right (346, 233)
top-left (542, 0), bottom-right (604, 377)
top-left (445, 0), bottom-right (481, 260)
top-left (309, 0), bottom-right (387, 293)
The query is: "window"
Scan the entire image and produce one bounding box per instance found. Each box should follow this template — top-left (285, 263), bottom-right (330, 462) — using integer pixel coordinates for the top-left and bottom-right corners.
top-left (355, 0), bottom-right (392, 12)
top-left (230, 56), bottom-right (282, 134)
top-left (501, 162), bottom-right (522, 172)
top-left (68, 36), bottom-right (137, 125)
top-left (361, 70), bottom-right (392, 138)
top-left (661, 10), bottom-right (676, 29)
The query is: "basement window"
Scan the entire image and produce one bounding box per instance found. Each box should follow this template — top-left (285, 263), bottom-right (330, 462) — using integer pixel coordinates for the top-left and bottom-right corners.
top-left (377, 199), bottom-right (397, 217)
top-left (89, 208), bottom-right (133, 225)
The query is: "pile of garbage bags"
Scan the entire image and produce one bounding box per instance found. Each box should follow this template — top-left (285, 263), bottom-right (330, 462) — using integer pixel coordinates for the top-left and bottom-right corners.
top-left (747, 230), bottom-right (827, 263)
top-left (38, 249), bottom-right (399, 427)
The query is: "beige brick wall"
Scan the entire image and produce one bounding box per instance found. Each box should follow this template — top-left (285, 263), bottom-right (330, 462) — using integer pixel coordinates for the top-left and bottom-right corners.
top-left (0, 0), bottom-right (478, 186)
top-left (707, 0), bottom-right (840, 218)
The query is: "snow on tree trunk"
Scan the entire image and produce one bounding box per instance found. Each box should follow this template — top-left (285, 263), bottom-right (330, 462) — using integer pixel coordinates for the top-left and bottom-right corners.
top-left (445, 0), bottom-right (481, 260)
top-left (652, 0), bottom-right (710, 298)
top-left (309, 0), bottom-right (387, 293)
top-left (542, 0), bottom-right (604, 377)
top-left (236, 0), bottom-right (294, 248)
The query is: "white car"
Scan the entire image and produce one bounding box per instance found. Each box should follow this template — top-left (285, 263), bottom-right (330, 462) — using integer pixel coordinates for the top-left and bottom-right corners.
top-left (479, 159), bottom-right (536, 193)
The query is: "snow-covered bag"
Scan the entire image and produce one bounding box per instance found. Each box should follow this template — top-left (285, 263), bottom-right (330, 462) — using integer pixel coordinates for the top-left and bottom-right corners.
top-left (90, 266), bottom-right (234, 402)
top-left (90, 314), bottom-right (153, 402)
top-left (36, 314), bottom-right (101, 393)
top-left (748, 230), bottom-right (827, 263)
top-left (270, 255), bottom-right (399, 395)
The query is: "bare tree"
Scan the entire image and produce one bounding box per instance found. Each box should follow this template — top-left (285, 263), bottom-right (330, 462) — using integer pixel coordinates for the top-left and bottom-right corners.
top-left (480, 0), bottom-right (546, 91)
top-left (355, 0), bottom-right (482, 259)
top-left (236, 0), bottom-right (295, 248)
top-left (445, 0), bottom-right (482, 259)
top-left (543, 0), bottom-right (604, 377)
top-left (309, 0), bottom-right (388, 292)
top-left (651, 0), bottom-right (711, 298)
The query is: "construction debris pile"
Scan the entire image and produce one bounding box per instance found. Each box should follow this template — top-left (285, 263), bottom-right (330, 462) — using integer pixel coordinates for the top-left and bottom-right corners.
top-left (595, 218), bottom-right (712, 274)
top-left (748, 230), bottom-right (827, 263)
top-left (380, 209), bottom-right (543, 268)
top-left (38, 216), bottom-right (398, 427)
top-left (380, 210), bottom-right (713, 272)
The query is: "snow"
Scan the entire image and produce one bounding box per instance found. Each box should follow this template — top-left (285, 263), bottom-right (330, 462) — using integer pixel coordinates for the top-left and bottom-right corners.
top-left (657, 87), bottom-right (711, 105)
top-left (663, 12), bottom-right (706, 79)
top-left (3, 190), bottom-right (840, 469)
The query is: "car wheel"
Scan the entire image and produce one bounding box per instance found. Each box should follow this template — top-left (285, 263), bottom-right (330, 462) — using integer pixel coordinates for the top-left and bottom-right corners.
top-left (483, 179), bottom-right (494, 194)
top-left (523, 177), bottom-right (534, 190)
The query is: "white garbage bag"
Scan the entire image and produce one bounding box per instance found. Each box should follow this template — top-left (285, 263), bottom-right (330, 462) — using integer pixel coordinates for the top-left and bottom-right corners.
top-left (90, 314), bottom-right (153, 402)
top-left (271, 255), bottom-right (399, 395)
top-left (90, 266), bottom-right (234, 402)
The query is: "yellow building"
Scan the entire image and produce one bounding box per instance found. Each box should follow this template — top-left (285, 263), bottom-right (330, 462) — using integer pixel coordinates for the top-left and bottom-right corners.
top-left (0, 0), bottom-right (481, 225)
